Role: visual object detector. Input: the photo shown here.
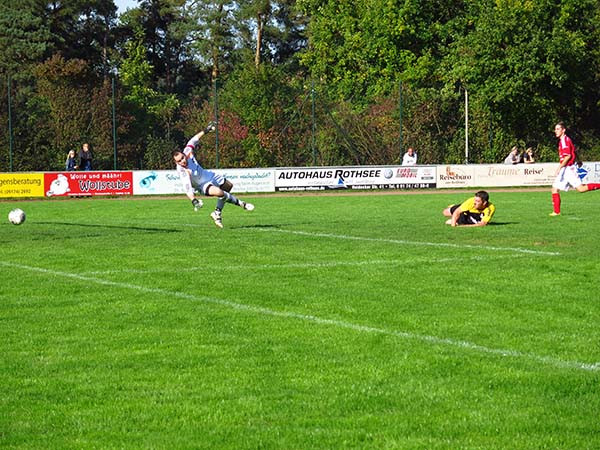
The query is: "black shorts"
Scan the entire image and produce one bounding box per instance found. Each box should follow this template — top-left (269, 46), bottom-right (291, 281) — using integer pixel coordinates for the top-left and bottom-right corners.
top-left (449, 204), bottom-right (483, 225)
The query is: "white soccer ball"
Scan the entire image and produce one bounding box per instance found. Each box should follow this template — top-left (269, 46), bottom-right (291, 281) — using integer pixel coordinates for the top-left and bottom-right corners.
top-left (8, 208), bottom-right (26, 225)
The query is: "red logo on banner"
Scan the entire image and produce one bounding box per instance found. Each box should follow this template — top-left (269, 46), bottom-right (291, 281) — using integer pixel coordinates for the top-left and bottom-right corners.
top-left (44, 171), bottom-right (133, 197)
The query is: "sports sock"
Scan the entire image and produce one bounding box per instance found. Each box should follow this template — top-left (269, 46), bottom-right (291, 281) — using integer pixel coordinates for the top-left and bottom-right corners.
top-left (217, 191), bottom-right (240, 210)
top-left (552, 193), bottom-right (561, 214)
top-left (586, 183), bottom-right (600, 191)
top-left (224, 191), bottom-right (240, 205)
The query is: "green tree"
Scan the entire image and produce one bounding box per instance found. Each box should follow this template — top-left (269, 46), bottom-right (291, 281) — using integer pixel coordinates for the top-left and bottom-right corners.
top-left (120, 35), bottom-right (181, 166)
top-left (36, 0), bottom-right (118, 73)
top-left (35, 55), bottom-right (94, 168)
top-left (121, 0), bottom-right (198, 94)
top-left (188, 0), bottom-right (237, 83)
top-left (0, 1), bottom-right (48, 76)
top-left (0, 1), bottom-right (49, 171)
top-left (297, 0), bottom-right (464, 101)
top-left (441, 0), bottom-right (600, 161)
top-left (220, 63), bottom-right (303, 166)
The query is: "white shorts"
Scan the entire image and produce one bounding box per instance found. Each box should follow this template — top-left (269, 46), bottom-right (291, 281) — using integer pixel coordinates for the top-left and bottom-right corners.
top-left (552, 165), bottom-right (582, 191)
top-left (193, 169), bottom-right (225, 195)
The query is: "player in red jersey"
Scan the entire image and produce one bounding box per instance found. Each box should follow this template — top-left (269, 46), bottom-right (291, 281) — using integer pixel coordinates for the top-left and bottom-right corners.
top-left (550, 122), bottom-right (600, 216)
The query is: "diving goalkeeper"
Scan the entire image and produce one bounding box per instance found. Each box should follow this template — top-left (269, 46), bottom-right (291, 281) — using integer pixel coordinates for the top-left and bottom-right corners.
top-left (173, 122), bottom-right (254, 228)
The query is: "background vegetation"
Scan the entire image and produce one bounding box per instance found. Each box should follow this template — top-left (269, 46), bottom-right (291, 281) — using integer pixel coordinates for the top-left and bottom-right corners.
top-left (1, 0), bottom-right (599, 171)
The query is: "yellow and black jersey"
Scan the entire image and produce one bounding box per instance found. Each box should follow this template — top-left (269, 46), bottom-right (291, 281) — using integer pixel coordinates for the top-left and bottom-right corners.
top-left (458, 197), bottom-right (495, 223)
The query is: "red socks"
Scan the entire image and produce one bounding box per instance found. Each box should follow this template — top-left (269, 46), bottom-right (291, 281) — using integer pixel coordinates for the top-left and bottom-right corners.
top-left (552, 193), bottom-right (561, 214)
top-left (552, 185), bottom-right (598, 214)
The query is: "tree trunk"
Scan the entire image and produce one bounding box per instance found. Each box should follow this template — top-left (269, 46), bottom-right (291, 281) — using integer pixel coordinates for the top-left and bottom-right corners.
top-left (255, 13), bottom-right (263, 67)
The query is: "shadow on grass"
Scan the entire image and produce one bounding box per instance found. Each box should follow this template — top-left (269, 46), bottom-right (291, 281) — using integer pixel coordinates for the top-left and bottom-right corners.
top-left (35, 221), bottom-right (181, 233)
top-left (486, 222), bottom-right (518, 226)
top-left (232, 224), bottom-right (281, 229)
top-left (231, 222), bottom-right (316, 229)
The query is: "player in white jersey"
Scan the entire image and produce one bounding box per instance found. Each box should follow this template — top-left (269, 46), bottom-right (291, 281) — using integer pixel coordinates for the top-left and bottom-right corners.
top-left (173, 123), bottom-right (254, 228)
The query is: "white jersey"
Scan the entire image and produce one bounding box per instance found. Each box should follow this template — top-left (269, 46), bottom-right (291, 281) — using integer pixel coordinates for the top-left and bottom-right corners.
top-left (402, 152), bottom-right (417, 166)
top-left (177, 136), bottom-right (224, 196)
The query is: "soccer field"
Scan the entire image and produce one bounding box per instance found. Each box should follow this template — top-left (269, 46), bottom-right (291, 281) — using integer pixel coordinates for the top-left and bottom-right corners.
top-left (1, 190), bottom-right (599, 448)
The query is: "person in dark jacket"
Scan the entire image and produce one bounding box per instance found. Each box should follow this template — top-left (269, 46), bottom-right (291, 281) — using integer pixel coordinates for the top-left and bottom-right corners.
top-left (79, 143), bottom-right (93, 171)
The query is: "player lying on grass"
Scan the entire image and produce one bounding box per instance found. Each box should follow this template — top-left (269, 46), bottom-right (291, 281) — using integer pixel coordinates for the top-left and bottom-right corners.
top-left (549, 122), bottom-right (600, 216)
top-left (173, 122), bottom-right (254, 228)
top-left (443, 190), bottom-right (495, 227)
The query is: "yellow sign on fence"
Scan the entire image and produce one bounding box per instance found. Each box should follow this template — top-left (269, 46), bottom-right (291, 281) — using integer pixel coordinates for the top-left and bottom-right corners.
top-left (0, 173), bottom-right (44, 198)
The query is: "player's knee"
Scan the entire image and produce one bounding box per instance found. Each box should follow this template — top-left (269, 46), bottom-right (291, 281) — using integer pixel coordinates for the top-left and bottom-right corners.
top-left (208, 186), bottom-right (224, 197)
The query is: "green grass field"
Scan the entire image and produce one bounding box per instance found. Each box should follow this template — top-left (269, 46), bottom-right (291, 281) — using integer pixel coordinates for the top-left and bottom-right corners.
top-left (1, 190), bottom-right (599, 449)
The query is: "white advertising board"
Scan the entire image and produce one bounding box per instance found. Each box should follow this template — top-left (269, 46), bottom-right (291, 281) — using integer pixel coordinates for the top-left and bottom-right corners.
top-left (133, 170), bottom-right (186, 195)
top-left (133, 169), bottom-right (275, 195)
top-left (436, 165), bottom-right (476, 188)
top-left (472, 164), bottom-right (556, 187)
top-left (275, 166), bottom-right (436, 191)
top-left (578, 162), bottom-right (600, 183)
top-left (437, 163), bottom-right (556, 188)
top-left (213, 168), bottom-right (275, 193)
top-left (129, 161), bottom-right (600, 195)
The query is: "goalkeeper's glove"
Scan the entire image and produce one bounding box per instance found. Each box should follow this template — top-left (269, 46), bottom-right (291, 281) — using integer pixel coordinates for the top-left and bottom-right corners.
top-left (203, 121), bottom-right (216, 134)
top-left (192, 198), bottom-right (203, 211)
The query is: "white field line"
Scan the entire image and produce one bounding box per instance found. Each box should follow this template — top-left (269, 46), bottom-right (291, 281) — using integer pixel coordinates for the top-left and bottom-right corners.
top-left (2, 261), bottom-right (597, 373)
top-left (255, 229), bottom-right (561, 256)
top-left (116, 220), bottom-right (561, 256)
top-left (81, 254), bottom-right (523, 276)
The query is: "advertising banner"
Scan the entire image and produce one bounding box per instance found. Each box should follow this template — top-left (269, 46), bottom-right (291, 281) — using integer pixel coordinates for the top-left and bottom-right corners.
top-left (436, 165), bottom-right (476, 188)
top-left (44, 171), bottom-right (133, 197)
top-left (578, 162), bottom-right (600, 183)
top-left (214, 168), bottom-right (275, 193)
top-left (0, 173), bottom-right (44, 198)
top-left (132, 169), bottom-right (275, 195)
top-left (437, 163), bottom-right (557, 188)
top-left (275, 166), bottom-right (436, 191)
top-left (133, 170), bottom-right (186, 195)
top-left (472, 164), bottom-right (556, 187)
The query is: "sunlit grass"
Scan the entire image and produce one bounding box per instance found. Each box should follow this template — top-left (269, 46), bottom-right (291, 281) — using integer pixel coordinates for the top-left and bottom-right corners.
top-left (1, 190), bottom-right (599, 448)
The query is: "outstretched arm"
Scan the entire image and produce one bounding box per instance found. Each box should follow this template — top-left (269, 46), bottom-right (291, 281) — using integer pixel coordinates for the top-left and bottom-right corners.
top-left (185, 122), bottom-right (217, 152)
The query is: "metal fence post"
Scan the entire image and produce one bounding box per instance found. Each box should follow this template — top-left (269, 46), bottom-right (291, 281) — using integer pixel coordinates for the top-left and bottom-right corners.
top-left (464, 87), bottom-right (469, 164)
top-left (213, 77), bottom-right (219, 169)
top-left (111, 70), bottom-right (118, 170)
top-left (311, 79), bottom-right (316, 165)
top-left (8, 74), bottom-right (13, 172)
top-left (398, 80), bottom-right (403, 160)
